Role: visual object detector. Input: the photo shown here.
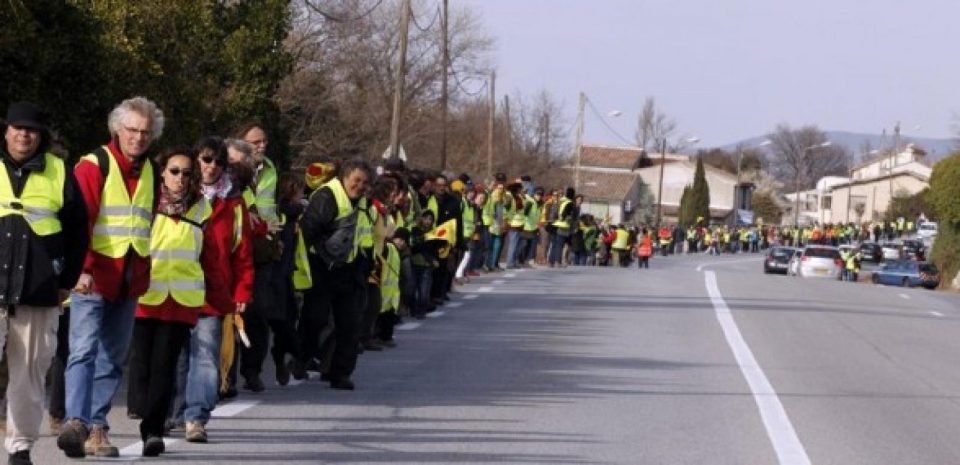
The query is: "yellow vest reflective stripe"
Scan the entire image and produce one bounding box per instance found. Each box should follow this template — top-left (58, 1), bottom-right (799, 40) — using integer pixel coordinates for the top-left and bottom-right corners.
top-left (322, 177), bottom-right (358, 263)
top-left (140, 198), bottom-right (211, 307)
top-left (612, 229), bottom-right (629, 250)
top-left (461, 198), bottom-right (475, 238)
top-left (427, 195), bottom-right (439, 221)
top-left (242, 187), bottom-right (255, 209)
top-left (356, 198), bottom-right (375, 250)
top-left (523, 196), bottom-right (540, 232)
top-left (231, 204), bottom-right (244, 252)
top-left (507, 193), bottom-right (524, 228)
top-left (292, 229), bottom-right (313, 290)
top-left (86, 148), bottom-right (154, 258)
top-left (552, 198), bottom-right (572, 229)
top-left (255, 158), bottom-right (278, 222)
top-left (481, 195), bottom-right (494, 227)
top-left (380, 242), bottom-right (401, 313)
top-left (0, 152), bottom-right (65, 236)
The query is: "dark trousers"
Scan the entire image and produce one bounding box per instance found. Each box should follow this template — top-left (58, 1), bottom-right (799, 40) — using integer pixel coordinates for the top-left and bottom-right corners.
top-left (240, 311), bottom-right (301, 379)
top-left (638, 256), bottom-right (650, 268)
top-left (48, 310), bottom-right (70, 420)
top-left (360, 283), bottom-right (381, 343)
top-left (376, 312), bottom-right (399, 342)
top-left (297, 272), bottom-right (364, 380)
top-left (129, 318), bottom-right (190, 440)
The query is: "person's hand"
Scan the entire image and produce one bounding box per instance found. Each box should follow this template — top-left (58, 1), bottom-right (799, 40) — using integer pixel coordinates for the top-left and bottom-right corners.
top-left (58, 289), bottom-right (71, 303)
top-left (236, 302), bottom-right (247, 314)
top-left (73, 273), bottom-right (93, 294)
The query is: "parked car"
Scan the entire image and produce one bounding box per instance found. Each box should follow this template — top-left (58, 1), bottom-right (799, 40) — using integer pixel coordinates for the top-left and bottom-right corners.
top-left (871, 260), bottom-right (941, 289)
top-left (859, 242), bottom-right (883, 263)
top-left (764, 246), bottom-right (798, 274)
top-left (916, 221), bottom-right (938, 240)
top-left (902, 239), bottom-right (926, 261)
top-left (792, 245), bottom-right (843, 279)
top-left (880, 242), bottom-right (901, 261)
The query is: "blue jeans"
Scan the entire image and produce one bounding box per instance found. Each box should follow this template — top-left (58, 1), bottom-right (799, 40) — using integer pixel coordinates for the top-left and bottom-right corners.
top-left (505, 230), bottom-right (522, 267)
top-left (65, 292), bottom-right (137, 428)
top-left (549, 232), bottom-right (567, 265)
top-left (414, 265), bottom-right (433, 313)
top-left (184, 315), bottom-right (222, 424)
top-left (486, 234), bottom-right (503, 270)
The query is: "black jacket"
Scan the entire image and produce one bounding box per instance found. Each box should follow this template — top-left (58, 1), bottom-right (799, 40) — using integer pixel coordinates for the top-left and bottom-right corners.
top-left (0, 150), bottom-right (88, 309)
top-left (300, 186), bottom-right (363, 288)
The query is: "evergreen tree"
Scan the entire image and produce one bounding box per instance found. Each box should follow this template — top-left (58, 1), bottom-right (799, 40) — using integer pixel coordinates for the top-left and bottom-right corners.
top-left (678, 185), bottom-right (692, 227)
top-left (691, 156), bottom-right (711, 224)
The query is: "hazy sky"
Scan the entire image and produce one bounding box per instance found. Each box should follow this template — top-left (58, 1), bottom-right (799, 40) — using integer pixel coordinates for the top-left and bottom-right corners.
top-left (457, 0), bottom-right (958, 149)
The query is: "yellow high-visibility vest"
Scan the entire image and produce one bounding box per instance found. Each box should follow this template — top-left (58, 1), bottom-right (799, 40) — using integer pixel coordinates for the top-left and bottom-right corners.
top-left (84, 148), bottom-right (154, 258)
top-left (139, 198), bottom-right (211, 307)
top-left (0, 152), bottom-right (65, 235)
top-left (462, 198), bottom-right (476, 239)
top-left (612, 228), bottom-right (629, 250)
top-left (380, 242), bottom-right (401, 313)
top-left (552, 198), bottom-right (572, 229)
top-left (254, 158), bottom-right (278, 222)
top-left (314, 177), bottom-right (358, 264)
top-left (356, 197), bottom-right (376, 251)
top-left (292, 229), bottom-right (312, 290)
top-left (523, 195), bottom-right (541, 232)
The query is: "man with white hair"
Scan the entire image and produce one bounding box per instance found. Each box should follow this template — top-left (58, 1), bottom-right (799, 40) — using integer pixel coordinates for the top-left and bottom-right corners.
top-left (57, 97), bottom-right (163, 459)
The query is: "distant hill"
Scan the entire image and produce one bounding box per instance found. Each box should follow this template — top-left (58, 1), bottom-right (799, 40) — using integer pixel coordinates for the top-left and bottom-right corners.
top-left (716, 131), bottom-right (958, 163)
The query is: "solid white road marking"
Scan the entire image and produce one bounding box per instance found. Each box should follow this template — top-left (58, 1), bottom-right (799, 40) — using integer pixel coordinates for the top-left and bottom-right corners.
top-left (463, 294), bottom-right (479, 300)
top-left (211, 400), bottom-right (261, 418)
top-left (396, 322), bottom-right (422, 331)
top-left (113, 438), bottom-right (179, 460)
top-left (477, 286), bottom-right (494, 293)
top-left (446, 302), bottom-right (463, 308)
top-left (898, 293), bottom-right (911, 300)
top-left (704, 271), bottom-right (811, 465)
top-left (697, 257), bottom-right (762, 272)
top-left (930, 311), bottom-right (944, 317)
top-left (504, 273), bottom-right (517, 278)
top-left (426, 311), bottom-right (446, 318)
top-left (492, 279), bottom-right (506, 285)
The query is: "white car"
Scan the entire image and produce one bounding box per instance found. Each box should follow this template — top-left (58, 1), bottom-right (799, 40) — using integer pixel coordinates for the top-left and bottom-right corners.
top-left (880, 242), bottom-right (901, 261)
top-left (917, 222), bottom-right (938, 240)
top-left (794, 245), bottom-right (843, 279)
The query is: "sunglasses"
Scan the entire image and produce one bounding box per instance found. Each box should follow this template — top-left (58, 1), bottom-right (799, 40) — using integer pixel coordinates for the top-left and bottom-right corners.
top-left (167, 167), bottom-right (192, 177)
top-left (200, 155), bottom-right (226, 166)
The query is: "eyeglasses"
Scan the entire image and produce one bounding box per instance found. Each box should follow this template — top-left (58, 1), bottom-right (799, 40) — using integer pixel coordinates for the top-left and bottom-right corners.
top-left (122, 125), bottom-right (152, 137)
top-left (200, 155), bottom-right (226, 166)
top-left (167, 167), bottom-right (192, 177)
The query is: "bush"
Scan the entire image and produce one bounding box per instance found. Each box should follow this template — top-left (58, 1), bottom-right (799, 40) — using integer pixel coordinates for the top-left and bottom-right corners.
top-left (927, 152), bottom-right (960, 289)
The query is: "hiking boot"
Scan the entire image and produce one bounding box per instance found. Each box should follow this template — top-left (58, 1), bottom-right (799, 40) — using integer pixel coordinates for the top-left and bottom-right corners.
top-left (185, 421), bottom-right (208, 443)
top-left (56, 419), bottom-right (88, 458)
top-left (142, 436), bottom-right (165, 457)
top-left (85, 425), bottom-right (119, 457)
top-left (8, 450), bottom-right (32, 465)
top-left (49, 416), bottom-right (63, 436)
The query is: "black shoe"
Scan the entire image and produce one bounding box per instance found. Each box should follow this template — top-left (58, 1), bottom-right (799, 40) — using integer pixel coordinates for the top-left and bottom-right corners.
top-left (289, 359), bottom-right (308, 381)
top-left (142, 436), bottom-right (165, 457)
top-left (9, 450), bottom-right (32, 465)
top-left (379, 338), bottom-right (397, 348)
top-left (329, 378), bottom-right (355, 390)
top-left (242, 375), bottom-right (265, 393)
top-left (304, 358), bottom-right (322, 372)
top-left (56, 419), bottom-right (88, 458)
top-left (273, 351), bottom-right (290, 386)
top-left (361, 339), bottom-right (383, 352)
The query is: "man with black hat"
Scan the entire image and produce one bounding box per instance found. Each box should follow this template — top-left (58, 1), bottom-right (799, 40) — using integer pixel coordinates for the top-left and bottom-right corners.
top-left (0, 102), bottom-right (89, 465)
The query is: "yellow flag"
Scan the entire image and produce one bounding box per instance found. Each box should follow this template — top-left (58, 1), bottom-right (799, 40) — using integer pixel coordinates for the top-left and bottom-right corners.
top-left (425, 219), bottom-right (457, 246)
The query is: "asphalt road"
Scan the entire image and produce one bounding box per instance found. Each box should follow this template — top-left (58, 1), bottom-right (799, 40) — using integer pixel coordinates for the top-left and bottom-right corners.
top-left (29, 252), bottom-right (960, 464)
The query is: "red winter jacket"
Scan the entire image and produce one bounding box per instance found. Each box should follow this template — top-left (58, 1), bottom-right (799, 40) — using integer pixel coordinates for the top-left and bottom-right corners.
top-left (201, 195), bottom-right (254, 317)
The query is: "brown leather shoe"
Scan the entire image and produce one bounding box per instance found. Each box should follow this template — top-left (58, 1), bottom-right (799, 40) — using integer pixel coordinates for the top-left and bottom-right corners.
top-left (85, 425), bottom-right (119, 457)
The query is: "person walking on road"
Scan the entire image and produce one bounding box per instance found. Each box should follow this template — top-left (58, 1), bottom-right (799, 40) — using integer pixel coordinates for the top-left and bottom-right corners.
top-left (0, 102), bottom-right (89, 465)
top-left (637, 228), bottom-right (652, 269)
top-left (58, 97), bottom-right (163, 459)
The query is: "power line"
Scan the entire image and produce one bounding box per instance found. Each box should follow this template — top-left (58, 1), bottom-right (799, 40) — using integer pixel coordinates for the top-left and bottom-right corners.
top-left (306, 0), bottom-right (385, 23)
top-left (584, 96), bottom-right (634, 146)
top-left (410, 4), bottom-right (441, 32)
top-left (450, 68), bottom-right (487, 97)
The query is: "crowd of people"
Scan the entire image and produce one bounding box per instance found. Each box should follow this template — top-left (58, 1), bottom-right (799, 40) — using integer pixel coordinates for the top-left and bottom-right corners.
top-left (0, 97), bottom-right (599, 464)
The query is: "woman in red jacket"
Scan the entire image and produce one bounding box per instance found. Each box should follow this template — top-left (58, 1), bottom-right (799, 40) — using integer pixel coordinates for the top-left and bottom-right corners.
top-left (168, 137), bottom-right (253, 444)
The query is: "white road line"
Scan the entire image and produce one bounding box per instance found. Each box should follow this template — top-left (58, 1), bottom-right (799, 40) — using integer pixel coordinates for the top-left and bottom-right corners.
top-left (492, 279), bottom-right (506, 285)
top-left (112, 438), bottom-right (179, 460)
top-left (477, 286), bottom-right (494, 293)
top-left (212, 399), bottom-right (261, 418)
top-left (446, 302), bottom-right (463, 308)
top-left (704, 271), bottom-right (811, 465)
top-left (697, 257), bottom-right (762, 272)
top-left (504, 273), bottom-right (517, 278)
top-left (396, 322), bottom-right (422, 330)
top-left (930, 311), bottom-right (944, 317)
top-left (425, 310), bottom-right (446, 318)
top-left (898, 293), bottom-right (911, 300)
top-left (463, 294), bottom-right (479, 300)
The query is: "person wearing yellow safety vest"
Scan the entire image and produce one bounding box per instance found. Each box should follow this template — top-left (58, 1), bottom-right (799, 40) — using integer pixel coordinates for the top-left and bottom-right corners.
top-left (455, 186), bottom-right (480, 280)
top-left (234, 122), bottom-right (279, 224)
top-left (127, 148), bottom-right (209, 457)
top-left (504, 179), bottom-right (527, 269)
top-left (469, 188), bottom-right (489, 273)
top-left (297, 158), bottom-right (372, 391)
top-left (428, 173), bottom-right (462, 304)
top-left (375, 230), bottom-right (407, 347)
top-left (59, 98), bottom-right (162, 460)
top-left (359, 175), bottom-right (403, 352)
top-left (484, 174), bottom-right (509, 271)
top-left (0, 102), bottom-right (89, 465)
top-left (168, 137), bottom-right (253, 445)
top-left (845, 249), bottom-right (861, 282)
top-left (610, 224), bottom-right (630, 267)
top-left (548, 187), bottom-right (576, 267)
top-left (519, 187), bottom-right (544, 267)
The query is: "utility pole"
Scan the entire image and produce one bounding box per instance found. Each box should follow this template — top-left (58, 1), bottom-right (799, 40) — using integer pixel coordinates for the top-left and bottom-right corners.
top-left (655, 138), bottom-right (667, 228)
top-left (486, 70), bottom-right (496, 181)
top-left (573, 92), bottom-right (585, 191)
top-left (888, 121), bottom-right (900, 212)
top-left (438, 0), bottom-right (449, 169)
top-left (388, 0), bottom-right (412, 160)
top-left (504, 95), bottom-right (512, 157)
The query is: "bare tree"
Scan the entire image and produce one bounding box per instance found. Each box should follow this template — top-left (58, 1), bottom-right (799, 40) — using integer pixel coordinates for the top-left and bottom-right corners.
top-left (767, 124), bottom-right (851, 192)
top-left (634, 97), bottom-right (676, 151)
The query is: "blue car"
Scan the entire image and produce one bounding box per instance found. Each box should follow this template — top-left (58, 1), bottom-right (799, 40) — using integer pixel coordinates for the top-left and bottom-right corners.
top-left (870, 260), bottom-right (941, 289)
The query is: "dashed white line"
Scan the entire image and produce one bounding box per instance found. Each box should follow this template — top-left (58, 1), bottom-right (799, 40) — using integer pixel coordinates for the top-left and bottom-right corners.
top-left (463, 294), bottom-right (479, 300)
top-left (426, 311), bottom-right (446, 318)
top-left (930, 311), bottom-right (944, 317)
top-left (211, 399), bottom-right (261, 418)
top-left (396, 322), bottom-right (422, 331)
top-left (112, 438), bottom-right (179, 460)
top-left (492, 279), bottom-right (506, 285)
top-left (446, 302), bottom-right (463, 308)
top-left (477, 286), bottom-right (494, 293)
top-left (898, 293), bottom-right (911, 300)
top-left (704, 271), bottom-right (811, 465)
top-left (504, 273), bottom-right (517, 278)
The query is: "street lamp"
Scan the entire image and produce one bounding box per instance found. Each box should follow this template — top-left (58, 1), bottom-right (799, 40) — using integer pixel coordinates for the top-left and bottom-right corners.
top-left (793, 141), bottom-right (832, 227)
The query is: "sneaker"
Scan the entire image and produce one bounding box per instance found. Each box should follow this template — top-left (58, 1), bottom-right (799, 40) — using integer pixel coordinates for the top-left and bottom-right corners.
top-left (49, 416), bottom-right (63, 436)
top-left (85, 425), bottom-right (119, 457)
top-left (185, 421), bottom-right (208, 443)
top-left (242, 375), bottom-right (265, 393)
top-left (56, 419), bottom-right (88, 458)
top-left (142, 436), bottom-right (165, 457)
top-left (8, 450), bottom-right (32, 465)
